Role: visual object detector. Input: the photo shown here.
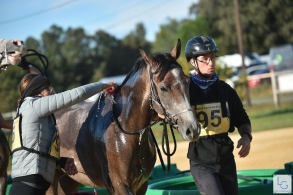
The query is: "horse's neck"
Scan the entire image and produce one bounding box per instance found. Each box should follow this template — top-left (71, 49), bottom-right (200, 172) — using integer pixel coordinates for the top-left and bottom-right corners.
top-left (118, 73), bottom-right (153, 131)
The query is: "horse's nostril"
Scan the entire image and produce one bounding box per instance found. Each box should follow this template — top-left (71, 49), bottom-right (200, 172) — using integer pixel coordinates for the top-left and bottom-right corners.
top-left (186, 128), bottom-right (191, 136)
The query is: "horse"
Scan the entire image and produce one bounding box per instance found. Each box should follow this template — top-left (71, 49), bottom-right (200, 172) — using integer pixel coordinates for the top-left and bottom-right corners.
top-left (0, 129), bottom-right (9, 195)
top-left (48, 39), bottom-right (200, 195)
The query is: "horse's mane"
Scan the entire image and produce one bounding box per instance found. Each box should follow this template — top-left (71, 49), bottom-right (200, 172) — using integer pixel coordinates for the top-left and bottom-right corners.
top-left (120, 53), bottom-right (182, 86)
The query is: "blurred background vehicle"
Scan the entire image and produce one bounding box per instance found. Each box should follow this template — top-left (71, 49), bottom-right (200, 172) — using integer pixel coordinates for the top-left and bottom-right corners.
top-left (219, 52), bottom-right (268, 88)
top-left (247, 66), bottom-right (270, 87)
top-left (269, 44), bottom-right (293, 72)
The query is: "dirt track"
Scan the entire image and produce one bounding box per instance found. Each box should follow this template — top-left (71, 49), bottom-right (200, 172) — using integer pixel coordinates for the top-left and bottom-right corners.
top-left (155, 127), bottom-right (293, 171)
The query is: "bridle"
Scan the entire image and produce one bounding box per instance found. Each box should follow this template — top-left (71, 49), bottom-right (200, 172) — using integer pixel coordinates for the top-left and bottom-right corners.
top-left (148, 65), bottom-right (193, 127)
top-left (113, 64), bottom-right (193, 135)
top-left (111, 63), bottom-right (194, 172)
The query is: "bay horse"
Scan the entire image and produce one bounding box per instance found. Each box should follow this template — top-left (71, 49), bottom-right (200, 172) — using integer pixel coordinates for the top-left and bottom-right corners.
top-left (0, 129), bottom-right (9, 195)
top-left (48, 39), bottom-right (200, 195)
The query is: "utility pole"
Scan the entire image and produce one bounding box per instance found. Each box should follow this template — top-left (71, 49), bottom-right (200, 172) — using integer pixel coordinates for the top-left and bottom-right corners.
top-left (233, 0), bottom-right (251, 106)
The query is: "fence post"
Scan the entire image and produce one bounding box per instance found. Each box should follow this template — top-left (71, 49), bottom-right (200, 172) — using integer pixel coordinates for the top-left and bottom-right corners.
top-left (270, 71), bottom-right (279, 109)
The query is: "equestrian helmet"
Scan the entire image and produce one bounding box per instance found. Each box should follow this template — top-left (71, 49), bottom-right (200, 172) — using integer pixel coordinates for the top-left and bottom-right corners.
top-left (185, 36), bottom-right (220, 61)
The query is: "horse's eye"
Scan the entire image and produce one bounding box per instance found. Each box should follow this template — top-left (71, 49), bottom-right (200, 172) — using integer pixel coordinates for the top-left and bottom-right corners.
top-left (160, 86), bottom-right (168, 92)
top-left (159, 83), bottom-right (170, 92)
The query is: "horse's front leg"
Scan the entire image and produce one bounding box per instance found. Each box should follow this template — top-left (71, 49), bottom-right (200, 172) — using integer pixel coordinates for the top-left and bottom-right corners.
top-left (106, 164), bottom-right (134, 195)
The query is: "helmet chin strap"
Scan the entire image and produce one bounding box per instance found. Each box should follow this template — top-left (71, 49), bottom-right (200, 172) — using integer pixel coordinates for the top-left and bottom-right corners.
top-left (193, 58), bottom-right (210, 79)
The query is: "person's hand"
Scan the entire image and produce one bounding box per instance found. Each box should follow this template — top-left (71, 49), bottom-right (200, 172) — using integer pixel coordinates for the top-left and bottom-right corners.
top-left (103, 81), bottom-right (119, 95)
top-left (64, 157), bottom-right (78, 175)
top-left (18, 57), bottom-right (30, 70)
top-left (236, 135), bottom-right (251, 158)
top-left (0, 39), bottom-right (27, 70)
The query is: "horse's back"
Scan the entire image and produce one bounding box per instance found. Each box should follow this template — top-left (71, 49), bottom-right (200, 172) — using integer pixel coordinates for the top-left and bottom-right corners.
top-left (55, 95), bottom-right (114, 189)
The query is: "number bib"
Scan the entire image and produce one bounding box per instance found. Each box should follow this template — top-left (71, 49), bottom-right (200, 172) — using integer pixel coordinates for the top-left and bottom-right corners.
top-left (12, 116), bottom-right (22, 152)
top-left (193, 102), bottom-right (230, 136)
top-left (49, 127), bottom-right (60, 159)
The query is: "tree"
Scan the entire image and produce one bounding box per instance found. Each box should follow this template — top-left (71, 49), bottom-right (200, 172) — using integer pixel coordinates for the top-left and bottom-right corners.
top-left (192, 0), bottom-right (293, 54)
top-left (176, 16), bottom-right (211, 74)
top-left (103, 23), bottom-right (151, 77)
top-left (91, 30), bottom-right (119, 81)
top-left (40, 25), bottom-right (95, 92)
top-left (0, 67), bottom-right (25, 112)
top-left (152, 19), bottom-right (181, 54)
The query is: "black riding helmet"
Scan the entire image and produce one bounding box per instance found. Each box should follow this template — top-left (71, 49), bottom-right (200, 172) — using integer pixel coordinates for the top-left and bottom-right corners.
top-left (185, 35), bottom-right (220, 61)
top-left (185, 36), bottom-right (220, 78)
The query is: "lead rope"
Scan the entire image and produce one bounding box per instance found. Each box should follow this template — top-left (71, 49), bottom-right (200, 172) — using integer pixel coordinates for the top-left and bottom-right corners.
top-left (150, 118), bottom-right (177, 173)
top-left (55, 171), bottom-right (98, 195)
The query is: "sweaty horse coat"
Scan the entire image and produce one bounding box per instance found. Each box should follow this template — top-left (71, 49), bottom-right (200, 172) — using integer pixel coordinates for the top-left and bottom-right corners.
top-left (48, 40), bottom-right (200, 195)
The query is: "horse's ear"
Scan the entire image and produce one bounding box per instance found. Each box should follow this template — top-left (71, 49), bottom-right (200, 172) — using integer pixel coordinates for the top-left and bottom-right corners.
top-left (170, 39), bottom-right (181, 59)
top-left (139, 47), bottom-right (157, 67)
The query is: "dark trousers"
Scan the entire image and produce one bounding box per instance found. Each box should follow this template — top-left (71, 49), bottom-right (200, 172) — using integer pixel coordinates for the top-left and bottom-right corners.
top-left (9, 174), bottom-right (51, 195)
top-left (190, 160), bottom-right (238, 195)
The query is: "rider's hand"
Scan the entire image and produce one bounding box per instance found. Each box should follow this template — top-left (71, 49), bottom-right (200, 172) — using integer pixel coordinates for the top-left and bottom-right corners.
top-left (104, 81), bottom-right (119, 95)
top-left (0, 39), bottom-right (27, 69)
top-left (18, 57), bottom-right (30, 70)
top-left (236, 135), bottom-right (251, 158)
top-left (64, 157), bottom-right (78, 175)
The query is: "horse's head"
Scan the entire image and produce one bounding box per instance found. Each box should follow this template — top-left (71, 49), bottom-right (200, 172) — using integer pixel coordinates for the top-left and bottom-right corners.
top-left (139, 39), bottom-right (200, 142)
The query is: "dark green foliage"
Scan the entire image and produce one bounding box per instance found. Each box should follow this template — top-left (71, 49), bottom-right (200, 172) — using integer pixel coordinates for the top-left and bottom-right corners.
top-left (1, 0), bottom-right (293, 112)
top-left (189, 0), bottom-right (293, 54)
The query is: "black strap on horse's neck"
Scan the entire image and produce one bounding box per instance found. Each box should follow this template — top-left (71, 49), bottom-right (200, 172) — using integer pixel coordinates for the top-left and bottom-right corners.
top-left (112, 67), bottom-right (178, 172)
top-left (112, 112), bottom-right (161, 135)
top-left (112, 101), bottom-right (176, 173)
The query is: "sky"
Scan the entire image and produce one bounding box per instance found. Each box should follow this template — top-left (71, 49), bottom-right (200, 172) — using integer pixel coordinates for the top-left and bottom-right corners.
top-left (0, 0), bottom-right (196, 42)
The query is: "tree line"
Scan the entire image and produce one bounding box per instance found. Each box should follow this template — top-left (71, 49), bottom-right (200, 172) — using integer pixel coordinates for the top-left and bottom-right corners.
top-left (0, 0), bottom-right (292, 112)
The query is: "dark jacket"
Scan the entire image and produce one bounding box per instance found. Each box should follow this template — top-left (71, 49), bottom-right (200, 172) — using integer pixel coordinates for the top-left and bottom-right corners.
top-left (187, 78), bottom-right (250, 165)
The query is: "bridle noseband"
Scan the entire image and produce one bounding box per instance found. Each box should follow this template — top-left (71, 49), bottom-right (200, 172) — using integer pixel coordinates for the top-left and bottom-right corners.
top-left (148, 66), bottom-right (193, 127)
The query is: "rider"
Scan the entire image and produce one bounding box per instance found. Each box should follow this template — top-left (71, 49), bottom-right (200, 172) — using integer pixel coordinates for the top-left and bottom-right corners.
top-left (9, 73), bottom-right (118, 195)
top-left (0, 39), bottom-right (117, 194)
top-left (185, 35), bottom-right (252, 195)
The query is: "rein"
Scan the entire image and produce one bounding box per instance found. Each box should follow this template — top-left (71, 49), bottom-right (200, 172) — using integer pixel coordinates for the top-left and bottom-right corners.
top-left (112, 111), bottom-right (161, 135)
top-left (150, 119), bottom-right (177, 173)
top-left (111, 65), bottom-right (190, 173)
